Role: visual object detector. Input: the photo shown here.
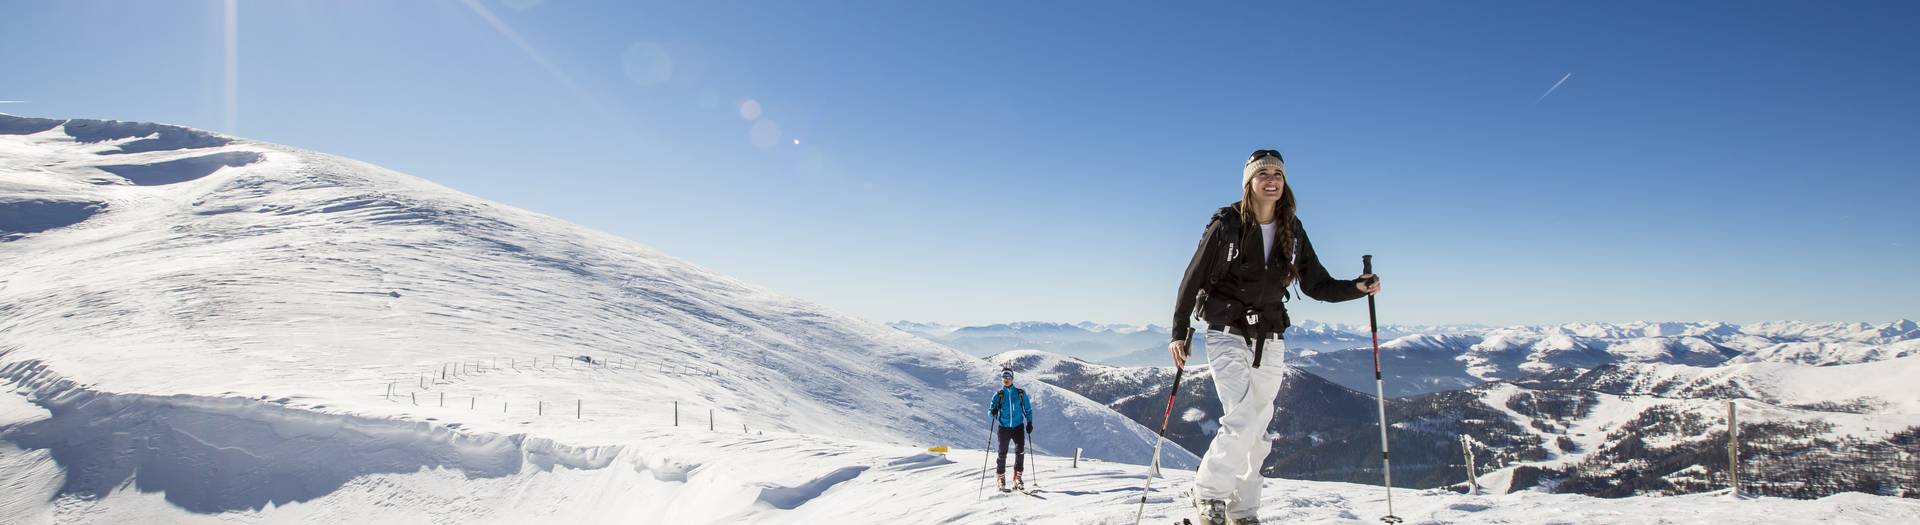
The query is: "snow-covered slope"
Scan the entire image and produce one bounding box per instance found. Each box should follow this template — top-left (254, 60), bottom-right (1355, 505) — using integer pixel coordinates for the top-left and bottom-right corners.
top-left (4, 382), bottom-right (1915, 524)
top-left (0, 114), bottom-right (1188, 476)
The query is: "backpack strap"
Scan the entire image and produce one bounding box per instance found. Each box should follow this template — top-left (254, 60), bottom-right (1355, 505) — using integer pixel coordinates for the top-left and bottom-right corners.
top-left (1204, 206), bottom-right (1243, 289)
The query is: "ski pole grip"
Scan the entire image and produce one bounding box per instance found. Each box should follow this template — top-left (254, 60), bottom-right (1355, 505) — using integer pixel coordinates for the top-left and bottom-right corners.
top-left (1363, 254), bottom-right (1373, 275)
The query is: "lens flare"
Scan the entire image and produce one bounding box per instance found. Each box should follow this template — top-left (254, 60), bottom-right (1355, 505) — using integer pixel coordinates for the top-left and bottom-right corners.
top-left (621, 42), bottom-right (673, 86)
top-left (749, 120), bottom-right (781, 149)
top-left (739, 99), bottom-right (762, 121)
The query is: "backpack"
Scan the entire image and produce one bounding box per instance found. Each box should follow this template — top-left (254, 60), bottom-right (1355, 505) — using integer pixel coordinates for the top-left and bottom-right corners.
top-left (1192, 206), bottom-right (1297, 323)
top-left (991, 388), bottom-right (1028, 426)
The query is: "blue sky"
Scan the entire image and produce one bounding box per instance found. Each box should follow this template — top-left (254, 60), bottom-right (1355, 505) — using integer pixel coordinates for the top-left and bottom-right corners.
top-left (5, 1), bottom-right (1916, 327)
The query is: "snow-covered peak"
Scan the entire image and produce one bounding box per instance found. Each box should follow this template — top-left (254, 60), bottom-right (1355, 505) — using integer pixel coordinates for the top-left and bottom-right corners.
top-left (0, 114), bottom-right (1175, 467)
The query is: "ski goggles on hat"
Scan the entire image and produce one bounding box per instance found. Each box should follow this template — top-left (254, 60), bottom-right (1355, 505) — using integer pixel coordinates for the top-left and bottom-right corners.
top-left (1000, 370), bottom-right (1014, 380)
top-left (1246, 149), bottom-right (1283, 165)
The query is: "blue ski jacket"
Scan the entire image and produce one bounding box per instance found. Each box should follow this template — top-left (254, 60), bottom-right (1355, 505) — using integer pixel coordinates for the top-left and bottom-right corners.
top-left (988, 386), bottom-right (1032, 429)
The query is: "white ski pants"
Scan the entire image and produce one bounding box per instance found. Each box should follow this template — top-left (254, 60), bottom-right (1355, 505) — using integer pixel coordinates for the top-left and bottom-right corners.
top-left (1193, 329), bottom-right (1286, 518)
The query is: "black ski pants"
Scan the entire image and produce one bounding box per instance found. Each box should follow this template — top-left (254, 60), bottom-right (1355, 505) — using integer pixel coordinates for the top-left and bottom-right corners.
top-left (995, 426), bottom-right (1026, 474)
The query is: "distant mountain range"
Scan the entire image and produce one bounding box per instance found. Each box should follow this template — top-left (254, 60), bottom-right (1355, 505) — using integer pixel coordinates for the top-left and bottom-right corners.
top-left (906, 320), bottom-right (1920, 398)
top-left (985, 320), bottom-right (1919, 499)
top-left (888, 319), bottom-right (1478, 367)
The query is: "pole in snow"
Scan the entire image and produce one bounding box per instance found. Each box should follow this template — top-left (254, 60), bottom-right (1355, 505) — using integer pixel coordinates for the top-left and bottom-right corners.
top-left (1132, 344), bottom-right (1188, 525)
top-left (1729, 400), bottom-right (1741, 497)
top-left (978, 418), bottom-right (994, 500)
top-left (1461, 435), bottom-right (1479, 494)
top-left (1027, 438), bottom-right (1040, 489)
top-left (1364, 255), bottom-right (1403, 524)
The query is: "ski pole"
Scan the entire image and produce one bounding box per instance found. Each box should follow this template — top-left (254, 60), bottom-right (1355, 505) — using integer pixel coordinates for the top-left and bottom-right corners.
top-left (1364, 255), bottom-right (1403, 524)
top-left (1133, 336), bottom-right (1189, 525)
top-left (1028, 432), bottom-right (1039, 489)
top-left (978, 418), bottom-right (994, 500)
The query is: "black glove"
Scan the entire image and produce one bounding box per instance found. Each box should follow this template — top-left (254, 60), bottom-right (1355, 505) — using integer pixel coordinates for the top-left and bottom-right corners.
top-left (1025, 422), bottom-right (1033, 433)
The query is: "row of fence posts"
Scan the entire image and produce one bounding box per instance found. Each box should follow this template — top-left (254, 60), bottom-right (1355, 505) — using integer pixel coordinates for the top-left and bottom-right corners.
top-left (409, 355), bottom-right (718, 386)
top-left (383, 372), bottom-right (742, 431)
top-left (406, 354), bottom-right (633, 393)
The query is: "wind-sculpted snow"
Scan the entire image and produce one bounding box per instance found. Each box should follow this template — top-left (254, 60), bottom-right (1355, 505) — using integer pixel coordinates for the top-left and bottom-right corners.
top-left (0, 360), bottom-right (620, 514)
top-left (0, 197), bottom-right (105, 240)
top-left (96, 151), bottom-right (263, 186)
top-left (57, 117), bottom-right (232, 154)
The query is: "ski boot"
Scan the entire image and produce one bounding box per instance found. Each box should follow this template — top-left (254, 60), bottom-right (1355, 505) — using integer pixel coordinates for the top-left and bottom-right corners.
top-left (1229, 517), bottom-right (1262, 525)
top-left (996, 472), bottom-right (1008, 493)
top-left (1192, 495), bottom-right (1228, 525)
top-left (1012, 470), bottom-right (1025, 492)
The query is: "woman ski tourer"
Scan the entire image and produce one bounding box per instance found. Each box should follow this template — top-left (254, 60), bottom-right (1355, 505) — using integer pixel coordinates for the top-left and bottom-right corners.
top-left (1167, 149), bottom-right (1381, 525)
top-left (986, 367), bottom-right (1034, 492)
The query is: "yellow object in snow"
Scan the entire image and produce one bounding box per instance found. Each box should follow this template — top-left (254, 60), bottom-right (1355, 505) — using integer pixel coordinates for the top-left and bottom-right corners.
top-left (927, 446), bottom-right (949, 454)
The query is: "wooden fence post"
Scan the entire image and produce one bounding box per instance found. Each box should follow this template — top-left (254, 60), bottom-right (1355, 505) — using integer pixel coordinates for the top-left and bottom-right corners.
top-left (1729, 400), bottom-right (1741, 497)
top-left (1462, 435), bottom-right (1479, 494)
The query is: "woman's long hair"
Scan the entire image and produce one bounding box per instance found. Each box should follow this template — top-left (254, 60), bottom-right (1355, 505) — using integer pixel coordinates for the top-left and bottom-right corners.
top-left (1233, 180), bottom-right (1298, 286)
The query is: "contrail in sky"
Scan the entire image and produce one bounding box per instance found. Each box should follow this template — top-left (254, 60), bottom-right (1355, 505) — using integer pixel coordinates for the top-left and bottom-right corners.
top-left (458, 0), bottom-right (638, 137)
top-left (458, 0), bottom-right (602, 115)
top-left (1534, 73), bottom-right (1572, 105)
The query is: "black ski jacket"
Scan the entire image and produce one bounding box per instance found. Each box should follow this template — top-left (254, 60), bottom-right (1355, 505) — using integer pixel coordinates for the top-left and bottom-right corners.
top-left (1170, 205), bottom-right (1366, 341)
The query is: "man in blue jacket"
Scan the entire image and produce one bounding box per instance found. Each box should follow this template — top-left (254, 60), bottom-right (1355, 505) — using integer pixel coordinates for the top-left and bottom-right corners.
top-left (988, 367), bottom-right (1034, 492)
